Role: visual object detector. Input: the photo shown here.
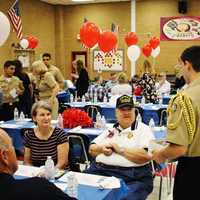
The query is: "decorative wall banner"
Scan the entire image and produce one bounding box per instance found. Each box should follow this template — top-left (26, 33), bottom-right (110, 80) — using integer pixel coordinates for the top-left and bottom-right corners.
top-left (93, 49), bottom-right (123, 71)
top-left (160, 16), bottom-right (200, 41)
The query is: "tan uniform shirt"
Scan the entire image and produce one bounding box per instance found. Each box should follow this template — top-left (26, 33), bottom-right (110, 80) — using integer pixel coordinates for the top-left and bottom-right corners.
top-left (166, 75), bottom-right (200, 157)
top-left (37, 72), bottom-right (57, 99)
top-left (0, 75), bottom-right (24, 104)
top-left (48, 65), bottom-right (64, 85)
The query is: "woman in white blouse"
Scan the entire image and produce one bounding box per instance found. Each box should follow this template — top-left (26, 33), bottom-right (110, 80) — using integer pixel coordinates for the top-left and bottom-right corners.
top-left (111, 72), bottom-right (132, 96)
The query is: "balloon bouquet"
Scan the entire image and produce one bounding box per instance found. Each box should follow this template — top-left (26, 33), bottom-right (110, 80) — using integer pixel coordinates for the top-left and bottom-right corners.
top-left (79, 21), bottom-right (160, 63)
top-left (19, 36), bottom-right (39, 49)
top-left (80, 21), bottom-right (117, 53)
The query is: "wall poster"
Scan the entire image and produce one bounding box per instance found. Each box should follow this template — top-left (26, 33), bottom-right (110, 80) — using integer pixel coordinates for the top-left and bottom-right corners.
top-left (93, 49), bottom-right (123, 71)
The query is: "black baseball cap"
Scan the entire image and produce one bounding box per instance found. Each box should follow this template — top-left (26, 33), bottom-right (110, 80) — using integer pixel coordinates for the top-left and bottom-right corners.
top-left (116, 95), bottom-right (134, 109)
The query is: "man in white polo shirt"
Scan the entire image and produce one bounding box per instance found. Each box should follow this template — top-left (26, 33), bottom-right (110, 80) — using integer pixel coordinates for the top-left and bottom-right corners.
top-left (86, 95), bottom-right (154, 200)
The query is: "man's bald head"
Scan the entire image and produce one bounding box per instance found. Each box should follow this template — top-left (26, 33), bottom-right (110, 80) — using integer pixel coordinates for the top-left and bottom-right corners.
top-left (0, 129), bottom-right (10, 150)
top-left (0, 129), bottom-right (18, 174)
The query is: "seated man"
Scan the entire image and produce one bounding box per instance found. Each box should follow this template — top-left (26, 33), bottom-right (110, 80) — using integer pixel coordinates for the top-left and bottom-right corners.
top-left (0, 129), bottom-right (76, 200)
top-left (85, 95), bottom-right (154, 200)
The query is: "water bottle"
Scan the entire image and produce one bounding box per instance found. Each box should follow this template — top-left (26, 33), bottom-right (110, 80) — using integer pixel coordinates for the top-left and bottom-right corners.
top-left (75, 91), bottom-right (78, 102)
top-left (45, 156), bottom-right (55, 181)
top-left (14, 107), bottom-right (19, 121)
top-left (141, 96), bottom-right (145, 105)
top-left (159, 96), bottom-right (163, 105)
top-left (19, 111), bottom-right (25, 121)
top-left (101, 115), bottom-right (106, 129)
top-left (137, 113), bottom-right (142, 123)
top-left (149, 118), bottom-right (155, 131)
top-left (70, 94), bottom-right (74, 103)
top-left (82, 95), bottom-right (86, 102)
top-left (103, 95), bottom-right (107, 103)
top-left (132, 95), bottom-right (136, 103)
top-left (67, 172), bottom-right (78, 198)
top-left (94, 91), bottom-right (98, 103)
top-left (96, 112), bottom-right (101, 123)
top-left (57, 113), bottom-right (64, 128)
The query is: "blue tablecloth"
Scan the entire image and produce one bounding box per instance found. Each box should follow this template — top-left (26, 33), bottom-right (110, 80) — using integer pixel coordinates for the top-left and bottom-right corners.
top-left (68, 102), bottom-right (168, 125)
top-left (1, 118), bottom-right (167, 151)
top-left (57, 90), bottom-right (70, 103)
top-left (14, 175), bottom-right (128, 200)
top-left (141, 104), bottom-right (168, 125)
top-left (135, 96), bottom-right (171, 105)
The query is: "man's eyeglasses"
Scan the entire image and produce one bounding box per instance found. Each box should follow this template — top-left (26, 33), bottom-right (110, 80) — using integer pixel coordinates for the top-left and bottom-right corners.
top-left (43, 58), bottom-right (49, 61)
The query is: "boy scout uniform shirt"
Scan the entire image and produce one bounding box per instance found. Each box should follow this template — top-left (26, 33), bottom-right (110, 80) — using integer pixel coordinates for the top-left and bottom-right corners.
top-left (166, 75), bottom-right (200, 157)
top-left (36, 72), bottom-right (57, 99)
top-left (93, 122), bottom-right (154, 167)
top-left (48, 65), bottom-right (64, 85)
top-left (0, 75), bottom-right (24, 104)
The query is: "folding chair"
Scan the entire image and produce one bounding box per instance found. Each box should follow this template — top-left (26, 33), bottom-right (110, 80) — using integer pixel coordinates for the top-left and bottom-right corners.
top-left (68, 132), bottom-right (91, 172)
top-left (135, 106), bottom-right (144, 122)
top-left (151, 160), bottom-right (177, 200)
top-left (58, 103), bottom-right (71, 114)
top-left (83, 105), bottom-right (102, 121)
top-left (157, 108), bottom-right (167, 126)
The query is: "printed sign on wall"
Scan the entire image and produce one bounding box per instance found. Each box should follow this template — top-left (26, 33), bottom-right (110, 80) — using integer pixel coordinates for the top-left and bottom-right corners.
top-left (160, 16), bottom-right (200, 41)
top-left (93, 50), bottom-right (123, 71)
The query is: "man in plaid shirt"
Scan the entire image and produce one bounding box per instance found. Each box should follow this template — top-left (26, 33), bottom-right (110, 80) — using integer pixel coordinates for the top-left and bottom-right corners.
top-left (86, 76), bottom-right (106, 102)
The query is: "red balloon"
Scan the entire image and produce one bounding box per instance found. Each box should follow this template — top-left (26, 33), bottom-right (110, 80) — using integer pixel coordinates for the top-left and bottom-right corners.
top-left (149, 37), bottom-right (160, 49)
top-left (98, 31), bottom-right (117, 53)
top-left (80, 22), bottom-right (100, 48)
top-left (124, 32), bottom-right (138, 46)
top-left (142, 44), bottom-right (152, 57)
top-left (27, 36), bottom-right (39, 49)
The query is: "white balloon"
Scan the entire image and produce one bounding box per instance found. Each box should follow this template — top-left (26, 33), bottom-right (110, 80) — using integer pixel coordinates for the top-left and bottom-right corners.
top-left (151, 46), bottom-right (160, 58)
top-left (127, 45), bottom-right (141, 62)
top-left (20, 38), bottom-right (29, 49)
top-left (0, 12), bottom-right (10, 46)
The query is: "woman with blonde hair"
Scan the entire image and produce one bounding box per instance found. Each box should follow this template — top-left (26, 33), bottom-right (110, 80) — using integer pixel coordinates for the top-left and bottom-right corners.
top-left (111, 72), bottom-right (132, 96)
top-left (32, 60), bottom-right (59, 119)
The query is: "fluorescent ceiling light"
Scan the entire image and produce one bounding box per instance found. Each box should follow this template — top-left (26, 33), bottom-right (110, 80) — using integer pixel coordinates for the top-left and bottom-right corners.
top-left (72, 0), bottom-right (94, 2)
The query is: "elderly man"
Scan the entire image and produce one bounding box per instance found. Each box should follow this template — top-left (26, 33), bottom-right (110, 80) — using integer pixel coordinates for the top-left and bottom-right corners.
top-left (0, 129), bottom-right (76, 200)
top-left (86, 95), bottom-right (154, 200)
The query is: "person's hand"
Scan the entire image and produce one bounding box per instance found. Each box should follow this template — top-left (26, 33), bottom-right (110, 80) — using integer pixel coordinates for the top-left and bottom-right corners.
top-left (110, 143), bottom-right (121, 154)
top-left (101, 144), bottom-right (113, 156)
top-left (152, 149), bottom-right (166, 164)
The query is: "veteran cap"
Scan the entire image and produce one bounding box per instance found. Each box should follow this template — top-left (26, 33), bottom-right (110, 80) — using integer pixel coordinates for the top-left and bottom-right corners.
top-left (116, 95), bottom-right (134, 109)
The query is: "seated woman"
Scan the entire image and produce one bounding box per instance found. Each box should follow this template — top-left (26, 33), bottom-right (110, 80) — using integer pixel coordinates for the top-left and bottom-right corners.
top-left (24, 101), bottom-right (69, 169)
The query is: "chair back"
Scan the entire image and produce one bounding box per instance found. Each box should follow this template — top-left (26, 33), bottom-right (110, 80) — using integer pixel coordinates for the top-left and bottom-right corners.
top-left (59, 103), bottom-right (71, 114)
top-left (68, 132), bottom-right (91, 172)
top-left (157, 108), bottom-right (167, 126)
top-left (83, 105), bottom-right (102, 121)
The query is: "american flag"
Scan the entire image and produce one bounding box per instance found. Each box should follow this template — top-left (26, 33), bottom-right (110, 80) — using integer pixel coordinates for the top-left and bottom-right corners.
top-left (7, 0), bottom-right (23, 39)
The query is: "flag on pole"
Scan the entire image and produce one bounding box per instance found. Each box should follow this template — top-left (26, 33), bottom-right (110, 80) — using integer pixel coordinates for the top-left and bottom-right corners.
top-left (7, 0), bottom-right (23, 39)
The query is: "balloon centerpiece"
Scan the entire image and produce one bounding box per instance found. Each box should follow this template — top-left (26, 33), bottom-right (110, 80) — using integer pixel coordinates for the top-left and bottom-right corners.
top-left (19, 36), bottom-right (39, 49)
top-left (79, 21), bottom-right (160, 61)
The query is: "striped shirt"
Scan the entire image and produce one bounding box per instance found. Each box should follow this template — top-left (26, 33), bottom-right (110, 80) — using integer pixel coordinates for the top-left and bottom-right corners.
top-left (24, 127), bottom-right (68, 167)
